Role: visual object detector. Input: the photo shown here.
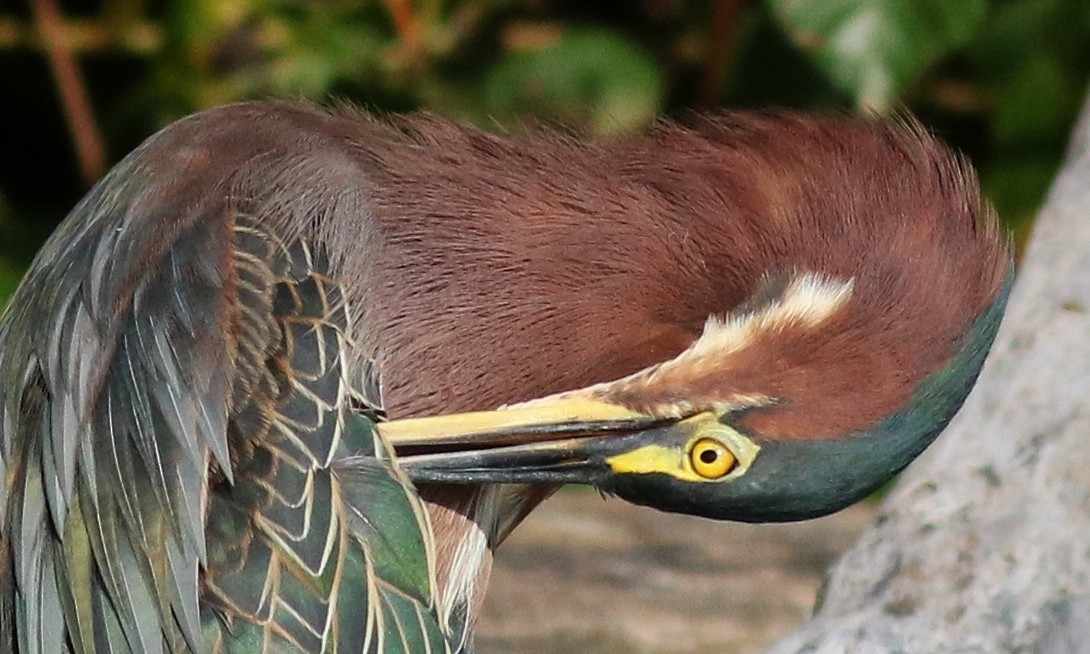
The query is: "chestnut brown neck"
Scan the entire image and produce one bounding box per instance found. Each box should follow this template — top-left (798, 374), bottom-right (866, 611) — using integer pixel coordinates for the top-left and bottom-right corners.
top-left (335, 112), bottom-right (1007, 441)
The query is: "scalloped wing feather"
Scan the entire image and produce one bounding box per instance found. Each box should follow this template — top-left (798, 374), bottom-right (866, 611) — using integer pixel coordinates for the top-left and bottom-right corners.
top-left (0, 147), bottom-right (452, 653)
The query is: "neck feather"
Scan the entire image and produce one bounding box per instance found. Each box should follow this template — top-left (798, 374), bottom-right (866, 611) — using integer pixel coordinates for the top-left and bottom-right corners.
top-left (338, 112), bottom-right (1008, 440)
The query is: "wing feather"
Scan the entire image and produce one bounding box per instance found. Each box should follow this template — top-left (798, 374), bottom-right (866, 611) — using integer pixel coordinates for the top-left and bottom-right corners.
top-left (1, 105), bottom-right (457, 653)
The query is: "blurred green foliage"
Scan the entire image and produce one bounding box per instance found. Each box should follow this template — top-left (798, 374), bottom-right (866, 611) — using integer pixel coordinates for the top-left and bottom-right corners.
top-left (768, 0), bottom-right (988, 111)
top-left (2, 0), bottom-right (1089, 309)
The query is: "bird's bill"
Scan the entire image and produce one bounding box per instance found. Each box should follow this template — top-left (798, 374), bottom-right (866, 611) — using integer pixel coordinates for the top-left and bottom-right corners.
top-left (377, 397), bottom-right (657, 446)
top-left (378, 397), bottom-right (659, 484)
top-left (378, 397), bottom-right (756, 485)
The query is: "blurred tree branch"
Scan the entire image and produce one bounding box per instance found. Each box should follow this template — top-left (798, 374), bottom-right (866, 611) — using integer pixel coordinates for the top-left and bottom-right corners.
top-left (383, 0), bottom-right (424, 61)
top-left (0, 16), bottom-right (161, 54)
top-left (698, 0), bottom-right (748, 106)
top-left (27, 0), bottom-right (105, 185)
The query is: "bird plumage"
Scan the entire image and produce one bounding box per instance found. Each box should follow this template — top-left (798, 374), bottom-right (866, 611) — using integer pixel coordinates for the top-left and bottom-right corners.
top-left (0, 101), bottom-right (1009, 652)
top-left (0, 188), bottom-right (452, 651)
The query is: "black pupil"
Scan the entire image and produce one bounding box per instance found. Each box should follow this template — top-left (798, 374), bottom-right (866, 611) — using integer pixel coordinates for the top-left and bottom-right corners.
top-left (699, 449), bottom-right (718, 464)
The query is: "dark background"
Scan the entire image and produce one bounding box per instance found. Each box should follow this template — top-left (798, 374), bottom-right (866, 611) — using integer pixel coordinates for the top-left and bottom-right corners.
top-left (2, 0), bottom-right (1089, 301)
top-left (2, 3), bottom-right (1088, 651)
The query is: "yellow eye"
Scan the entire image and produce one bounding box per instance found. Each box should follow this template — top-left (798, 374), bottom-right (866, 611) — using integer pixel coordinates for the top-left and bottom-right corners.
top-left (689, 437), bottom-right (737, 479)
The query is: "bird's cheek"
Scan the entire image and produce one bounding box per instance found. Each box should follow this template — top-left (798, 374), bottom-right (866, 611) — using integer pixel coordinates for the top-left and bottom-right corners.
top-left (602, 472), bottom-right (733, 519)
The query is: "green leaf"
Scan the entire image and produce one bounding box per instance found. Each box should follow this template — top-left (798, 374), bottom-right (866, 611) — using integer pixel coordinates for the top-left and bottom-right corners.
top-left (0, 260), bottom-right (22, 311)
top-left (766, 0), bottom-right (988, 111)
top-left (0, 197), bottom-right (24, 310)
top-left (980, 156), bottom-right (1059, 231)
top-left (991, 54), bottom-right (1082, 150)
top-left (483, 27), bottom-right (665, 135)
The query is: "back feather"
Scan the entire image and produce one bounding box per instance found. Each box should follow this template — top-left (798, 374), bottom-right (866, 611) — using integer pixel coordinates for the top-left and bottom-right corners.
top-left (0, 116), bottom-right (453, 653)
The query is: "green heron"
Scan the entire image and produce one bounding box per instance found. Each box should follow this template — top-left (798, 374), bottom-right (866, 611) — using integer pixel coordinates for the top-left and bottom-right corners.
top-left (0, 102), bottom-right (1010, 653)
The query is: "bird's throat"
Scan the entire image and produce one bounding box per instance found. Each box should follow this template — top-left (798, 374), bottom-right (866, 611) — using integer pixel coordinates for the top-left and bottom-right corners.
top-left (418, 483), bottom-right (556, 643)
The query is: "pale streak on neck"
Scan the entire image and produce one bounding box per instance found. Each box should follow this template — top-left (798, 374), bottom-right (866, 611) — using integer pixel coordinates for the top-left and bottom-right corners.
top-left (427, 484), bottom-right (536, 650)
top-left (682, 272), bottom-right (855, 363)
top-left (522, 272), bottom-right (855, 419)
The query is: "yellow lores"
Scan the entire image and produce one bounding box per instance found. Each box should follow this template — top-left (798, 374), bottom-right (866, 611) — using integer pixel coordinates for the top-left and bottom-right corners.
top-left (605, 412), bottom-right (760, 482)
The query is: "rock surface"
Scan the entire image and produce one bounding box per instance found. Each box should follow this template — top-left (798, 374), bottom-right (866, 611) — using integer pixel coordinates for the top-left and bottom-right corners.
top-left (766, 94), bottom-right (1090, 653)
top-left (478, 491), bottom-right (873, 653)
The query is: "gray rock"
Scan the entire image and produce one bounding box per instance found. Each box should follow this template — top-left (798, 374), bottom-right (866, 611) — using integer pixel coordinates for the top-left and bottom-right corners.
top-left (769, 92), bottom-right (1090, 654)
